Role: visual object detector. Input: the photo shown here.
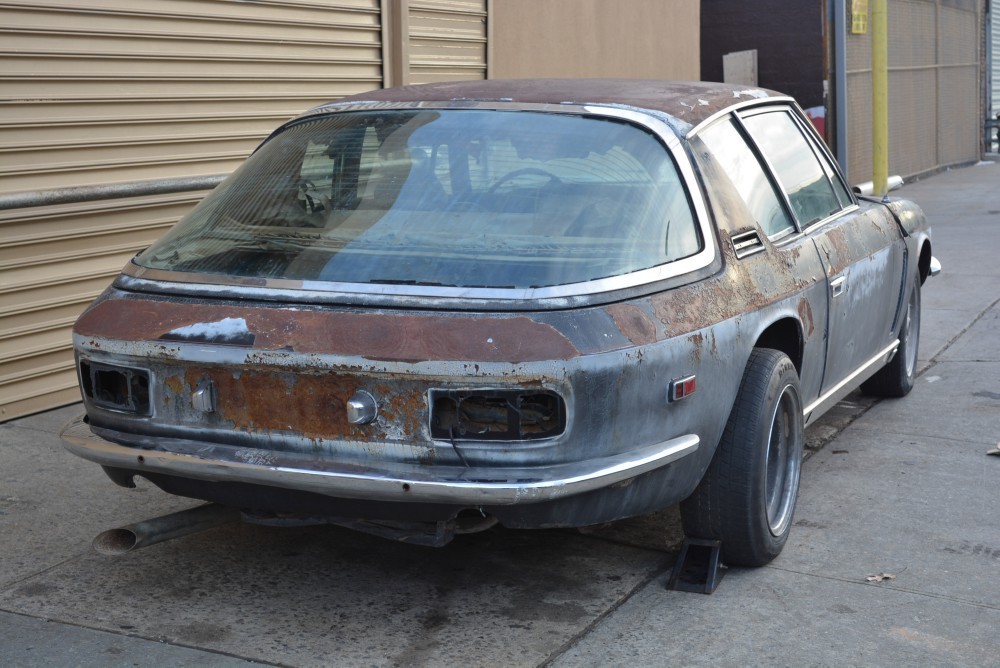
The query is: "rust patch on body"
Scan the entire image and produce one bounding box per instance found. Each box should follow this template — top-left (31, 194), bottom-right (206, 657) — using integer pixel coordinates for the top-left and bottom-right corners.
top-left (605, 303), bottom-right (658, 346)
top-left (797, 297), bottom-right (815, 337)
top-left (163, 375), bottom-right (183, 395)
top-left (687, 332), bottom-right (704, 363)
top-left (181, 367), bottom-right (425, 441)
top-left (75, 298), bottom-right (579, 363)
top-left (188, 368), bottom-right (350, 440)
top-left (819, 225), bottom-right (854, 275)
top-left (369, 378), bottom-right (425, 438)
top-left (651, 272), bottom-right (762, 337)
top-left (649, 238), bottom-right (806, 339)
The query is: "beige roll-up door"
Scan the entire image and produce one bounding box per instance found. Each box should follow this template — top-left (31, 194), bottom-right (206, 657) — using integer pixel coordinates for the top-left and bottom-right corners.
top-left (408, 0), bottom-right (488, 83)
top-left (0, 0), bottom-right (385, 420)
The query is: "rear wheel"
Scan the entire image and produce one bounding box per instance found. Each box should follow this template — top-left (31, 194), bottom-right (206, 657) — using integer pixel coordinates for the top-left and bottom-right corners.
top-left (861, 276), bottom-right (920, 397)
top-left (680, 348), bottom-right (804, 567)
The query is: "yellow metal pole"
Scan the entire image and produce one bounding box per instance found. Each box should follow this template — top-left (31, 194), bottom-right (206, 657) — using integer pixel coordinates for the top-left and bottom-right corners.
top-left (871, 0), bottom-right (889, 197)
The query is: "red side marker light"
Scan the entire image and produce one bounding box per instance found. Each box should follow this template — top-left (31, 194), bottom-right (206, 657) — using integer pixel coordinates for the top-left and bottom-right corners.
top-left (669, 375), bottom-right (697, 402)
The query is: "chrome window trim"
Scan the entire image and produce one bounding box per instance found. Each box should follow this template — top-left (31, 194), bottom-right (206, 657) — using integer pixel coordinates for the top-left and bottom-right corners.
top-left (780, 105), bottom-right (857, 210)
top-left (731, 107), bottom-right (807, 235)
top-left (126, 102), bottom-right (718, 303)
top-left (736, 105), bottom-right (856, 228)
top-left (694, 111), bottom-right (800, 240)
top-left (696, 103), bottom-right (861, 245)
top-left (787, 105), bottom-right (858, 209)
top-left (686, 96), bottom-right (798, 139)
top-left (797, 202), bottom-right (861, 236)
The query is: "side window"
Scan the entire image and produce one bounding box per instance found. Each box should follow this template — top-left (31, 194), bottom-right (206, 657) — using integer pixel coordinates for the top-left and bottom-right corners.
top-left (742, 111), bottom-right (843, 226)
top-left (699, 118), bottom-right (795, 238)
top-left (822, 149), bottom-right (855, 208)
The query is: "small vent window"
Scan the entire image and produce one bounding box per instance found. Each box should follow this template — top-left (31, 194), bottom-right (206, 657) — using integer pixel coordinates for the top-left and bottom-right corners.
top-left (431, 389), bottom-right (565, 442)
top-left (731, 229), bottom-right (765, 259)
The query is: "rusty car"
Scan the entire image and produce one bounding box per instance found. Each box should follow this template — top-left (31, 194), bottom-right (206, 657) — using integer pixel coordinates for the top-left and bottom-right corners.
top-left (61, 80), bottom-right (937, 566)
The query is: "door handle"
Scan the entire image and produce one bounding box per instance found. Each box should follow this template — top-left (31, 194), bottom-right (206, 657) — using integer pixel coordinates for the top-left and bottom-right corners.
top-left (831, 276), bottom-right (846, 297)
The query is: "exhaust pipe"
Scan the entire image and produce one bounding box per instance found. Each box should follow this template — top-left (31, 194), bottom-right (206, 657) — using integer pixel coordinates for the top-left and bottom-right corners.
top-left (93, 503), bottom-right (239, 556)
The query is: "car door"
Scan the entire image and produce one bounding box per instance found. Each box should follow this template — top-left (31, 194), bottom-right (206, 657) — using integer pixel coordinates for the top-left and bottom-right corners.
top-left (739, 108), bottom-right (906, 394)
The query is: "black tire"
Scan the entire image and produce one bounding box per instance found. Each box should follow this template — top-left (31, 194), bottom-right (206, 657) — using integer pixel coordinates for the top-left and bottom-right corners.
top-left (861, 277), bottom-right (920, 398)
top-left (680, 348), bottom-right (804, 567)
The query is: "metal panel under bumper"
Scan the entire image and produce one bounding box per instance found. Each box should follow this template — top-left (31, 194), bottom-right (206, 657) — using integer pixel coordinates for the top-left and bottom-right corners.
top-left (61, 415), bottom-right (700, 506)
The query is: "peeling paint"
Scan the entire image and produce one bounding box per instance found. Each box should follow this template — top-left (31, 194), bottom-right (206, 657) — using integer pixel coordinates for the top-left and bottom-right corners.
top-left (688, 332), bottom-right (704, 363)
top-left (732, 89), bottom-right (769, 99)
top-left (162, 317), bottom-right (254, 345)
top-left (797, 297), bottom-right (815, 337)
top-left (605, 304), bottom-right (658, 346)
top-left (76, 298), bottom-right (579, 364)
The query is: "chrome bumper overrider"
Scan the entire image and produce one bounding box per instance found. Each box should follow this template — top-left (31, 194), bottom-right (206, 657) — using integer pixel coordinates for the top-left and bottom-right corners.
top-left (61, 415), bottom-right (699, 506)
top-left (929, 256), bottom-right (942, 278)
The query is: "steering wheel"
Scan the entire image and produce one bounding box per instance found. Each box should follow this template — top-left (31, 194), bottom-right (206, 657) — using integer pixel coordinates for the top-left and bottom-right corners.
top-left (297, 178), bottom-right (325, 213)
top-left (487, 168), bottom-right (563, 194)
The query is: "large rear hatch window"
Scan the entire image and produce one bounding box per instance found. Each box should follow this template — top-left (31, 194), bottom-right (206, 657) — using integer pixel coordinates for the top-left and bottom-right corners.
top-left (136, 110), bottom-right (700, 290)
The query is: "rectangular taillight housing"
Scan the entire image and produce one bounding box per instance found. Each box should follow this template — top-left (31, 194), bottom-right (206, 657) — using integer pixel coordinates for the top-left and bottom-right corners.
top-left (79, 360), bottom-right (151, 416)
top-left (430, 389), bottom-right (565, 441)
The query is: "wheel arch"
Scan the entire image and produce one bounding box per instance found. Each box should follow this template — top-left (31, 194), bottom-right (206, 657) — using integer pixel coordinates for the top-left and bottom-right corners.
top-left (753, 317), bottom-right (804, 375)
top-left (917, 239), bottom-right (933, 284)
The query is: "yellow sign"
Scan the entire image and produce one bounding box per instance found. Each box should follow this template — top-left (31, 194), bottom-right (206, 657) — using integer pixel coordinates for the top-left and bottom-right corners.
top-left (852, 0), bottom-right (869, 35)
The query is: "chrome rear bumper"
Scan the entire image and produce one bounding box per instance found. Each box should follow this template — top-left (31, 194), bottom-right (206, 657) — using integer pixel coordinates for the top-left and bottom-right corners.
top-left (61, 415), bottom-right (699, 506)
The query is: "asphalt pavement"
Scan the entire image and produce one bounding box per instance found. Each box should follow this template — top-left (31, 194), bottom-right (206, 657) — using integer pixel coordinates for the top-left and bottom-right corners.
top-left (2, 159), bottom-right (998, 667)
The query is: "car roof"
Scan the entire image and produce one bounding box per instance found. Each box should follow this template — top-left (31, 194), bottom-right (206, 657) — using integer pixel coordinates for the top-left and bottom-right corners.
top-left (324, 79), bottom-right (786, 128)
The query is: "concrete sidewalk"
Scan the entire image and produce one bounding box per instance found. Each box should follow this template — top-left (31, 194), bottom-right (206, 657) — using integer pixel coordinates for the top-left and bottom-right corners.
top-left (2, 160), bottom-right (998, 667)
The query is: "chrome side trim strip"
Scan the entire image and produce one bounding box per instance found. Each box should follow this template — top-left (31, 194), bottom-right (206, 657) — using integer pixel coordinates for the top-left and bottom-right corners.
top-left (803, 340), bottom-right (899, 426)
top-left (61, 415), bottom-right (699, 506)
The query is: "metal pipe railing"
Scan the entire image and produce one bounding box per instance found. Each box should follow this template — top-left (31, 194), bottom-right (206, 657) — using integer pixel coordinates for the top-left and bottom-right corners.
top-left (0, 174), bottom-right (226, 211)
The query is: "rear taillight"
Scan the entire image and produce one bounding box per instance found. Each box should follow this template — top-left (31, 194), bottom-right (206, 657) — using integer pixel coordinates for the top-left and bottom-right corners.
top-left (79, 360), bottom-right (151, 416)
top-left (430, 389), bottom-right (565, 441)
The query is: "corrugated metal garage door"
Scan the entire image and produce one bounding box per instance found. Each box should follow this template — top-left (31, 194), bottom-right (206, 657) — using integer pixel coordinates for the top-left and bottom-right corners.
top-left (0, 0), bottom-right (385, 420)
top-left (845, 0), bottom-right (981, 181)
top-left (408, 0), bottom-right (488, 83)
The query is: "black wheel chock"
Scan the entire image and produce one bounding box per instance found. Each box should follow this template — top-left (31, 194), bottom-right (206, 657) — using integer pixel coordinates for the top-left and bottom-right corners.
top-left (667, 537), bottom-right (727, 594)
